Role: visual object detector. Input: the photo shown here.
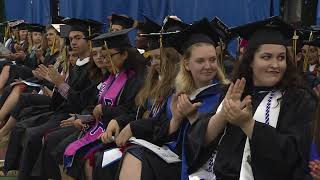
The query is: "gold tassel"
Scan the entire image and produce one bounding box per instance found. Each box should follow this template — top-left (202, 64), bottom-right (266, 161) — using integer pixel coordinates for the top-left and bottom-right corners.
top-left (14, 30), bottom-right (19, 42)
top-left (51, 35), bottom-right (57, 55)
top-left (292, 30), bottom-right (299, 66)
top-left (104, 41), bottom-right (118, 74)
top-left (219, 38), bottom-right (225, 74)
top-left (143, 51), bottom-right (151, 58)
top-left (159, 27), bottom-right (164, 74)
top-left (159, 16), bottom-right (169, 74)
top-left (28, 32), bottom-right (33, 54)
top-left (4, 25), bottom-right (9, 42)
top-left (88, 26), bottom-right (92, 51)
top-left (61, 44), bottom-right (68, 73)
top-left (303, 31), bottom-right (313, 72)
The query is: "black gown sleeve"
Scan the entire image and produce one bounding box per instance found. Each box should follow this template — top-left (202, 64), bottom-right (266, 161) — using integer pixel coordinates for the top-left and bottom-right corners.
top-left (51, 64), bottom-right (92, 113)
top-left (66, 80), bottom-right (98, 113)
top-left (115, 104), bottom-right (141, 129)
top-left (185, 112), bottom-right (224, 173)
top-left (101, 74), bottom-right (144, 125)
top-left (249, 88), bottom-right (317, 180)
top-left (129, 113), bottom-right (166, 143)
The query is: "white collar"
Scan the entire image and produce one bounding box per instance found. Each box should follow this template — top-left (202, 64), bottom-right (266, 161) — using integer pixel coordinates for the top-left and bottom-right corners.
top-left (189, 83), bottom-right (219, 101)
top-left (137, 48), bottom-right (145, 54)
top-left (310, 64), bottom-right (317, 72)
top-left (239, 90), bottom-right (282, 180)
top-left (76, 57), bottom-right (90, 66)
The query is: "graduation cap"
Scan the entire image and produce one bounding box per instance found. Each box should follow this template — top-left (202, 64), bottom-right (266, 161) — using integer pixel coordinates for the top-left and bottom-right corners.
top-left (92, 28), bottom-right (133, 74)
top-left (47, 24), bottom-right (65, 34)
top-left (51, 16), bottom-right (65, 24)
top-left (62, 18), bottom-right (103, 37)
top-left (137, 16), bottom-right (161, 34)
top-left (296, 28), bottom-right (320, 42)
top-left (0, 20), bottom-right (23, 27)
top-left (168, 18), bottom-right (220, 55)
top-left (110, 14), bottom-right (134, 29)
top-left (27, 24), bottom-right (45, 33)
top-left (163, 16), bottom-right (189, 32)
top-left (230, 16), bottom-right (294, 49)
top-left (210, 17), bottom-right (235, 42)
top-left (139, 31), bottom-right (178, 51)
top-left (86, 19), bottom-right (104, 33)
top-left (303, 38), bottom-right (320, 47)
top-left (92, 28), bottom-right (133, 49)
top-left (15, 22), bottom-right (29, 30)
top-left (140, 16), bottom-right (185, 51)
top-left (59, 25), bottom-right (71, 38)
top-left (86, 33), bottom-right (102, 48)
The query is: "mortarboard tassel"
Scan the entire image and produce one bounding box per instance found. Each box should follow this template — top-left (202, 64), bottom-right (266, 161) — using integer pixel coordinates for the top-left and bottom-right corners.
top-left (104, 41), bottom-right (118, 75)
top-left (303, 31), bottom-right (313, 72)
top-left (159, 16), bottom-right (169, 74)
top-left (4, 25), bottom-right (10, 42)
top-left (292, 30), bottom-right (299, 66)
top-left (51, 35), bottom-right (57, 55)
top-left (218, 38), bottom-right (225, 74)
top-left (14, 30), bottom-right (19, 43)
top-left (60, 40), bottom-right (68, 73)
top-left (88, 26), bottom-right (92, 51)
top-left (52, 35), bottom-right (56, 55)
top-left (28, 32), bottom-right (33, 54)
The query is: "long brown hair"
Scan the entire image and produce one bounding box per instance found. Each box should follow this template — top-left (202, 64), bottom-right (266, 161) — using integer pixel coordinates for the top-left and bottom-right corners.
top-left (135, 47), bottom-right (180, 107)
top-left (175, 42), bottom-right (229, 94)
top-left (88, 48), bottom-right (105, 83)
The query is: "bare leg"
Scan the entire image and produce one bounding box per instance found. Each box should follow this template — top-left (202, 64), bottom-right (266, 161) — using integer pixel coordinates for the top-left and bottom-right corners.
top-left (84, 159), bottom-right (93, 180)
top-left (59, 165), bottom-right (74, 180)
top-left (119, 153), bottom-right (141, 180)
top-left (0, 65), bottom-right (11, 94)
top-left (0, 116), bottom-right (16, 138)
top-left (0, 85), bottom-right (23, 123)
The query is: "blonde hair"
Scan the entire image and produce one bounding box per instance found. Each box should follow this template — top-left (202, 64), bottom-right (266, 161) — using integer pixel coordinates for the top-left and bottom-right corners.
top-left (135, 48), bottom-right (180, 107)
top-left (175, 42), bottom-right (229, 94)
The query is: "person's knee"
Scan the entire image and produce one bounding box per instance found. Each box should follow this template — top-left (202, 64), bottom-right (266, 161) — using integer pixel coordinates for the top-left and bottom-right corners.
top-left (12, 124), bottom-right (25, 134)
top-left (14, 94), bottom-right (29, 109)
top-left (45, 132), bottom-right (60, 151)
top-left (24, 128), bottom-right (42, 144)
top-left (119, 153), bottom-right (142, 180)
top-left (2, 65), bottom-right (10, 73)
top-left (12, 84), bottom-right (25, 93)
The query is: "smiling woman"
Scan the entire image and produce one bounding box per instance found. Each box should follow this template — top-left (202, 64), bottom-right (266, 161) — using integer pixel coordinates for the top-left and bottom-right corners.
top-left (176, 42), bottom-right (227, 94)
top-left (202, 16), bottom-right (317, 180)
top-left (251, 44), bottom-right (287, 87)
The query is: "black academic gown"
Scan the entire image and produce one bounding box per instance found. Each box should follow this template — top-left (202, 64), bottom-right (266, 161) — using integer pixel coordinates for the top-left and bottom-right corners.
top-left (114, 84), bottom-right (224, 180)
top-left (92, 92), bottom-right (172, 180)
top-left (28, 51), bottom-right (145, 180)
top-left (31, 78), bottom-right (101, 180)
top-left (5, 50), bottom-right (59, 88)
top-left (64, 71), bottom-right (144, 180)
top-left (3, 59), bottom-right (92, 180)
top-left (212, 87), bottom-right (317, 180)
top-left (0, 50), bottom-right (59, 112)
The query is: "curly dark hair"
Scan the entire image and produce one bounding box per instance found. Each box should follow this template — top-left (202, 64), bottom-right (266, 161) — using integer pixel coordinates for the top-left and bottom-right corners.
top-left (231, 45), bottom-right (303, 95)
